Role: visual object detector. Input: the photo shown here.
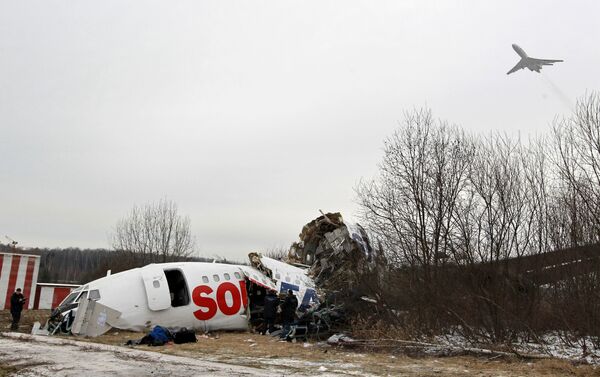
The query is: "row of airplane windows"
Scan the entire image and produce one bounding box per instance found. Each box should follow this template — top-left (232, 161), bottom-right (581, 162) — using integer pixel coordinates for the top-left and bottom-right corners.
top-left (199, 271), bottom-right (302, 286)
top-left (200, 271), bottom-right (243, 284)
top-left (274, 272), bottom-right (301, 286)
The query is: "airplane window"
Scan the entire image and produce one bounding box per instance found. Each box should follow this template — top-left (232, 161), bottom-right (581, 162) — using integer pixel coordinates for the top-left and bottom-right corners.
top-left (59, 292), bottom-right (80, 308)
top-left (275, 273), bottom-right (281, 279)
top-left (295, 280), bottom-right (300, 285)
top-left (88, 289), bottom-right (101, 301)
top-left (153, 280), bottom-right (160, 288)
top-left (76, 290), bottom-right (88, 302)
top-left (284, 276), bottom-right (291, 282)
top-left (165, 269), bottom-right (190, 307)
top-left (234, 272), bottom-right (242, 279)
top-left (213, 274), bottom-right (220, 282)
top-left (224, 273), bottom-right (231, 280)
top-left (56, 291), bottom-right (87, 313)
top-left (202, 276), bottom-right (209, 283)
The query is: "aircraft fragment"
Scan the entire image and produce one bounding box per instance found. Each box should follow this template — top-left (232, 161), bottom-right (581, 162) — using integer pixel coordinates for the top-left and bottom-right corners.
top-left (326, 333), bottom-right (356, 346)
top-left (71, 298), bottom-right (121, 337)
top-left (288, 212), bottom-right (382, 292)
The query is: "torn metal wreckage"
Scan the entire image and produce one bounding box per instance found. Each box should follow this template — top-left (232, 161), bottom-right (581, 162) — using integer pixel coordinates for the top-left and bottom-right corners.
top-left (33, 212), bottom-right (379, 340)
top-left (289, 212), bottom-right (382, 292)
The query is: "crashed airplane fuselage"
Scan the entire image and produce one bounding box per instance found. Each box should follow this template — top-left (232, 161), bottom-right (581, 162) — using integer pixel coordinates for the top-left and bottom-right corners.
top-left (45, 212), bottom-right (375, 337)
top-left (49, 256), bottom-right (317, 336)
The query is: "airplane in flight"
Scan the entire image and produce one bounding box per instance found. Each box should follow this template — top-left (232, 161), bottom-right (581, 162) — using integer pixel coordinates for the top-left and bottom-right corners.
top-left (507, 44), bottom-right (563, 75)
top-left (37, 254), bottom-right (318, 337)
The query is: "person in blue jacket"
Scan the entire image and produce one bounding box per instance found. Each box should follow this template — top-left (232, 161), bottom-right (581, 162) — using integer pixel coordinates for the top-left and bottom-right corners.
top-left (262, 290), bottom-right (280, 334)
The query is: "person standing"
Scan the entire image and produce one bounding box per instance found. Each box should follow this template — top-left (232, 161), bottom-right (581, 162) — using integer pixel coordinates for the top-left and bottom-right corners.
top-left (262, 290), bottom-right (280, 334)
top-left (280, 290), bottom-right (298, 338)
top-left (10, 288), bottom-right (26, 330)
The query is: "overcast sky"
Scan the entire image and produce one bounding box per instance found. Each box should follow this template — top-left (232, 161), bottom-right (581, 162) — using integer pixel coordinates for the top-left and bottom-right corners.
top-left (1, 1), bottom-right (599, 260)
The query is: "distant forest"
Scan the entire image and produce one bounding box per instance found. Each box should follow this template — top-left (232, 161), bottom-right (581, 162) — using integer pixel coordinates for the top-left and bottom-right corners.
top-left (0, 244), bottom-right (216, 285)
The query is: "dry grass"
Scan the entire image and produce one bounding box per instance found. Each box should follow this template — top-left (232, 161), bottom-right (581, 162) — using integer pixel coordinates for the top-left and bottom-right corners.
top-left (0, 364), bottom-right (18, 377)
top-left (81, 330), bottom-right (600, 376)
top-left (0, 309), bottom-right (51, 334)
top-left (4, 310), bottom-right (600, 376)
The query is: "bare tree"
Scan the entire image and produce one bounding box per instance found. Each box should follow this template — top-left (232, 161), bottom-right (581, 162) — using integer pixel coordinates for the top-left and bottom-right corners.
top-left (264, 247), bottom-right (289, 261)
top-left (547, 93), bottom-right (600, 343)
top-left (522, 136), bottom-right (552, 255)
top-left (454, 134), bottom-right (543, 341)
top-left (552, 92), bottom-right (600, 246)
top-left (356, 108), bottom-right (476, 270)
top-left (463, 134), bottom-right (534, 263)
top-left (355, 109), bottom-right (552, 341)
top-left (353, 95), bottom-right (600, 343)
top-left (110, 198), bottom-right (195, 264)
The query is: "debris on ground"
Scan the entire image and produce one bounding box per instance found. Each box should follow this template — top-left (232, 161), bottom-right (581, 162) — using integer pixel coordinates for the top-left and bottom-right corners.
top-left (125, 325), bottom-right (197, 346)
top-left (4, 317), bottom-right (600, 376)
top-left (327, 333), bottom-right (357, 346)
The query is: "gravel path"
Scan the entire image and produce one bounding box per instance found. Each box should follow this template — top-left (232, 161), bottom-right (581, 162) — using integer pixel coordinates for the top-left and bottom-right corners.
top-left (0, 332), bottom-right (287, 376)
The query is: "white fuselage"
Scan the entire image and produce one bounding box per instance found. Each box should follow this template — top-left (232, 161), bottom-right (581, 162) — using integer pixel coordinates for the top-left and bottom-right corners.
top-left (512, 44), bottom-right (528, 59)
top-left (57, 258), bottom-right (317, 334)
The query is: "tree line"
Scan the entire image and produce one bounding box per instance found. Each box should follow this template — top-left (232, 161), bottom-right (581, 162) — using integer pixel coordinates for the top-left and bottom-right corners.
top-left (355, 92), bottom-right (600, 344)
top-left (0, 245), bottom-right (214, 285)
top-left (0, 198), bottom-right (208, 284)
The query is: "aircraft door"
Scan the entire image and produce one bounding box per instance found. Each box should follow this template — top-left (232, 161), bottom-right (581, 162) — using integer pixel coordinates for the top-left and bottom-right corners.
top-left (140, 265), bottom-right (171, 311)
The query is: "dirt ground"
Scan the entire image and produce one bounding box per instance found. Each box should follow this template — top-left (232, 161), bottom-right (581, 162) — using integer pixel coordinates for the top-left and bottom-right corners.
top-left (2, 310), bottom-right (600, 376)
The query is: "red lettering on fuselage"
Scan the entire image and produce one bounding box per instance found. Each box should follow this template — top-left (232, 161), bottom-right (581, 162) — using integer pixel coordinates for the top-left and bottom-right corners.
top-left (217, 282), bottom-right (241, 315)
top-left (192, 280), bottom-right (248, 321)
top-left (192, 285), bottom-right (217, 320)
top-left (239, 279), bottom-right (248, 309)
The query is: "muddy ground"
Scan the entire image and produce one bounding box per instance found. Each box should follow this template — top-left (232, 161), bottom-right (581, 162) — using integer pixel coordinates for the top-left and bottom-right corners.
top-left (2, 310), bottom-right (599, 376)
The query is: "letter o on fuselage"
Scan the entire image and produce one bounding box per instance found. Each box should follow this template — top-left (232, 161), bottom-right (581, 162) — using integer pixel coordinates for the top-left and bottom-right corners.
top-left (216, 282), bottom-right (241, 315)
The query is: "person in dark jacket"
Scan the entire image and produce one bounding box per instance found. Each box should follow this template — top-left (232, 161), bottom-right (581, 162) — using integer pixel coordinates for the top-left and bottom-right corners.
top-left (10, 288), bottom-right (26, 330)
top-left (262, 290), bottom-right (280, 334)
top-left (280, 290), bottom-right (298, 338)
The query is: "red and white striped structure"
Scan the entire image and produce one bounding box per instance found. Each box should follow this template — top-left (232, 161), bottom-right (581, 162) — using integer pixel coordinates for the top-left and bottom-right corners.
top-left (0, 252), bottom-right (40, 310)
top-left (33, 283), bottom-right (79, 309)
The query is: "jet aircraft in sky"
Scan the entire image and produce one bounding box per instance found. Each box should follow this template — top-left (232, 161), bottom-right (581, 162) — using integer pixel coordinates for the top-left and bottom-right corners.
top-left (507, 44), bottom-right (563, 75)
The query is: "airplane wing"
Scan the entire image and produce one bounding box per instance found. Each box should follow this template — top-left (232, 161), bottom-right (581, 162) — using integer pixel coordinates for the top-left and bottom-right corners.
top-left (507, 60), bottom-right (525, 75)
top-left (530, 58), bottom-right (563, 66)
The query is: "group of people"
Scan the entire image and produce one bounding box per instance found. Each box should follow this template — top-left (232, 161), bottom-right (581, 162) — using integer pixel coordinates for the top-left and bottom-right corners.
top-left (9, 286), bottom-right (299, 337)
top-left (10, 288), bottom-right (26, 330)
top-left (262, 289), bottom-right (298, 336)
